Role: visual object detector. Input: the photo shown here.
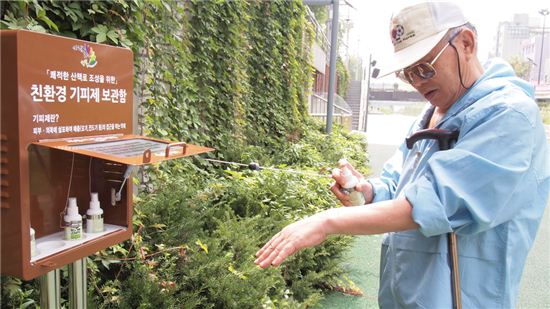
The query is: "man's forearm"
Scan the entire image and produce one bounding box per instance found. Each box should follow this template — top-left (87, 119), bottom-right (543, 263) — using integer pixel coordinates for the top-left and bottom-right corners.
top-left (322, 198), bottom-right (419, 235)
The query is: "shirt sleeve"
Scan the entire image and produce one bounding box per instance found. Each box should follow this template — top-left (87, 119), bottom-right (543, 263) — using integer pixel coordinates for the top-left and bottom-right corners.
top-left (368, 142), bottom-right (408, 202)
top-left (405, 105), bottom-right (538, 237)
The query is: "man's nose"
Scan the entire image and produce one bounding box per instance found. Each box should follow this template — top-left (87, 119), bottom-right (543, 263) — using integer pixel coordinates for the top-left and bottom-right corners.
top-left (410, 74), bottom-right (428, 87)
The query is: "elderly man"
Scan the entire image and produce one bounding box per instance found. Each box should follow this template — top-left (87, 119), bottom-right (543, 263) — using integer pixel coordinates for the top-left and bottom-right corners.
top-left (255, 2), bottom-right (549, 308)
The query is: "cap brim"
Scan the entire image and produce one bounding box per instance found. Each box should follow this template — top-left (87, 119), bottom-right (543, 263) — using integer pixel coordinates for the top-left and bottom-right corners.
top-left (376, 30), bottom-right (448, 79)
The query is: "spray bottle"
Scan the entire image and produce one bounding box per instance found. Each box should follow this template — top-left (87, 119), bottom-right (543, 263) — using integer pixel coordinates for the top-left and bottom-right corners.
top-left (86, 192), bottom-right (104, 233)
top-left (340, 166), bottom-right (366, 206)
top-left (64, 197), bottom-right (83, 240)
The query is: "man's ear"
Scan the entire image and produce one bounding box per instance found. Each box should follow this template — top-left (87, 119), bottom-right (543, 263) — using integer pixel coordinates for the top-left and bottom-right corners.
top-left (458, 29), bottom-right (477, 61)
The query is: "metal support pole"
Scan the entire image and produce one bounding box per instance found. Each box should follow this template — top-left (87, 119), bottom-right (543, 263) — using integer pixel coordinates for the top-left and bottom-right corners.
top-left (326, 0), bottom-right (339, 134)
top-left (68, 258), bottom-right (87, 309)
top-left (39, 269), bottom-right (61, 309)
top-left (538, 9), bottom-right (548, 85)
top-left (363, 54), bottom-right (373, 132)
top-left (303, 0), bottom-right (340, 134)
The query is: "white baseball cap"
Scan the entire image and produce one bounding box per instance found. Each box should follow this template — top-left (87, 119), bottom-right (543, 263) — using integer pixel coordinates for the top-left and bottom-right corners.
top-left (377, 2), bottom-right (468, 78)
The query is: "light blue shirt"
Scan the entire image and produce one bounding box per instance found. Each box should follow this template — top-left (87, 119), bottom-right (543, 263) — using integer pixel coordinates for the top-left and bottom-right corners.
top-left (369, 58), bottom-right (550, 308)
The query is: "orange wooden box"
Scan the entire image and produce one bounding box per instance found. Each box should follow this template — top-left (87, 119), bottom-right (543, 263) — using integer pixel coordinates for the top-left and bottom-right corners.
top-left (1, 30), bottom-right (212, 280)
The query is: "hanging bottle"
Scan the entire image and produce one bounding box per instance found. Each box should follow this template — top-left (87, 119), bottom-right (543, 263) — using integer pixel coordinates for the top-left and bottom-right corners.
top-left (86, 192), bottom-right (104, 233)
top-left (64, 197), bottom-right (83, 240)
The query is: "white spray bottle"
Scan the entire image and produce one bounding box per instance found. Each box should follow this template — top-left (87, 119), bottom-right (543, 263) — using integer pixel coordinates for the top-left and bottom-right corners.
top-left (340, 166), bottom-right (366, 206)
top-left (64, 197), bottom-right (83, 240)
top-left (86, 192), bottom-right (104, 233)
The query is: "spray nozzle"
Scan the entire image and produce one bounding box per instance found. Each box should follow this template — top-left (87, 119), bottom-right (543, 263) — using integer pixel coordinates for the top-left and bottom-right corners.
top-left (341, 166), bottom-right (358, 189)
top-left (64, 197), bottom-right (82, 224)
top-left (338, 158), bottom-right (349, 166)
top-left (91, 192), bottom-right (99, 203)
top-left (111, 166), bottom-right (135, 206)
top-left (342, 166), bottom-right (352, 177)
top-left (90, 192), bottom-right (100, 210)
top-left (67, 198), bottom-right (78, 216)
top-left (248, 162), bottom-right (261, 171)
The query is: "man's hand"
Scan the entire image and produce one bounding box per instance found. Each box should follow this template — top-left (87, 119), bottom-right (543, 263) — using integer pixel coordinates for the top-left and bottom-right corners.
top-left (330, 159), bottom-right (373, 206)
top-left (255, 199), bottom-right (418, 268)
top-left (254, 213), bottom-right (328, 268)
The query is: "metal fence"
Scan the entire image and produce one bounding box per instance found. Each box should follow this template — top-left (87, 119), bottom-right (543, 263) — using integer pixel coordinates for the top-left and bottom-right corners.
top-left (309, 92), bottom-right (353, 130)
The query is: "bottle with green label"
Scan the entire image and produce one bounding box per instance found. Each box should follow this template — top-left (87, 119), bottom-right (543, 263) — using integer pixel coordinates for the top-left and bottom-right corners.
top-left (64, 197), bottom-right (83, 240)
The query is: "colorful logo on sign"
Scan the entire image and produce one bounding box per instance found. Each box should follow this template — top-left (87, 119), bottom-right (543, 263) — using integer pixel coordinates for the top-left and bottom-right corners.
top-left (73, 44), bottom-right (97, 68)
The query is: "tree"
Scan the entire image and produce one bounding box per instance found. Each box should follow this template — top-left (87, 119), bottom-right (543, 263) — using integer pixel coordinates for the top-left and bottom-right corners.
top-left (508, 56), bottom-right (531, 81)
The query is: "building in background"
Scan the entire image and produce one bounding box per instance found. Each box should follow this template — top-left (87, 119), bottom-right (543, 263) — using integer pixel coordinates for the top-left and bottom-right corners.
top-left (494, 14), bottom-right (533, 60)
top-left (493, 13), bottom-right (549, 88)
top-left (522, 34), bottom-right (550, 85)
top-left (305, 4), bottom-right (353, 130)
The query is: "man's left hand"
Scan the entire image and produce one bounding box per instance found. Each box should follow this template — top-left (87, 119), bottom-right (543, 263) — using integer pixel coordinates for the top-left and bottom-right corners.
top-left (254, 213), bottom-right (328, 268)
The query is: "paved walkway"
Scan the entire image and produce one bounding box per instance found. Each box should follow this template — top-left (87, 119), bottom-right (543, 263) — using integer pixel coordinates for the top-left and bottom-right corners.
top-left (315, 115), bottom-right (550, 308)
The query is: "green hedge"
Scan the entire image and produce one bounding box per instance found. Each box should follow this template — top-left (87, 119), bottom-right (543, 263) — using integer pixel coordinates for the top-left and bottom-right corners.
top-left (1, 1), bottom-right (366, 307)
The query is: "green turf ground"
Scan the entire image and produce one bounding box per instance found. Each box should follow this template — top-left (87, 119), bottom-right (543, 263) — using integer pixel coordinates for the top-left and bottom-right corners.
top-left (314, 234), bottom-right (382, 308)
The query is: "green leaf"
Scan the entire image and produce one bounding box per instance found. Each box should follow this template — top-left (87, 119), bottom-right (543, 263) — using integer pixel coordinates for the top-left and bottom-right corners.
top-left (28, 24), bottom-right (47, 33)
top-left (101, 259), bottom-right (111, 269)
top-left (121, 37), bottom-right (134, 47)
top-left (21, 299), bottom-right (36, 308)
top-left (96, 32), bottom-right (107, 43)
top-left (228, 264), bottom-right (248, 280)
top-left (91, 3), bottom-right (105, 14)
top-left (36, 9), bottom-right (59, 31)
top-left (151, 223), bottom-right (166, 229)
top-left (195, 239), bottom-right (208, 254)
top-left (91, 25), bottom-right (108, 34)
top-left (157, 128), bottom-right (168, 136)
top-left (107, 30), bottom-right (119, 44)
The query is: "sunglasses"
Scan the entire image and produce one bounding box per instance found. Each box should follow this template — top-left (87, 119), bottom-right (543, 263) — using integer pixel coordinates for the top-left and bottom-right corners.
top-left (396, 30), bottom-right (461, 84)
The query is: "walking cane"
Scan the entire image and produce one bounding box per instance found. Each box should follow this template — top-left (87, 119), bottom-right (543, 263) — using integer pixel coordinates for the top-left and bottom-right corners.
top-left (406, 128), bottom-right (462, 309)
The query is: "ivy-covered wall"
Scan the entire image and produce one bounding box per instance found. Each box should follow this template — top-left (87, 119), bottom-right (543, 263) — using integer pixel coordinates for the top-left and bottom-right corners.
top-left (1, 1), bottom-right (368, 307)
top-left (336, 57), bottom-right (350, 97)
top-left (135, 0), bottom-right (314, 157)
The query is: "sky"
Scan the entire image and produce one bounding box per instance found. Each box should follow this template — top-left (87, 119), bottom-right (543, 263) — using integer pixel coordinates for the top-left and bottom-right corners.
top-left (341, 0), bottom-right (549, 84)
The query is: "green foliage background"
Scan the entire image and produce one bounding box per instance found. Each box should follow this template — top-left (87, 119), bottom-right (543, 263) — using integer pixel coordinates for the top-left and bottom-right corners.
top-left (1, 0), bottom-right (367, 307)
